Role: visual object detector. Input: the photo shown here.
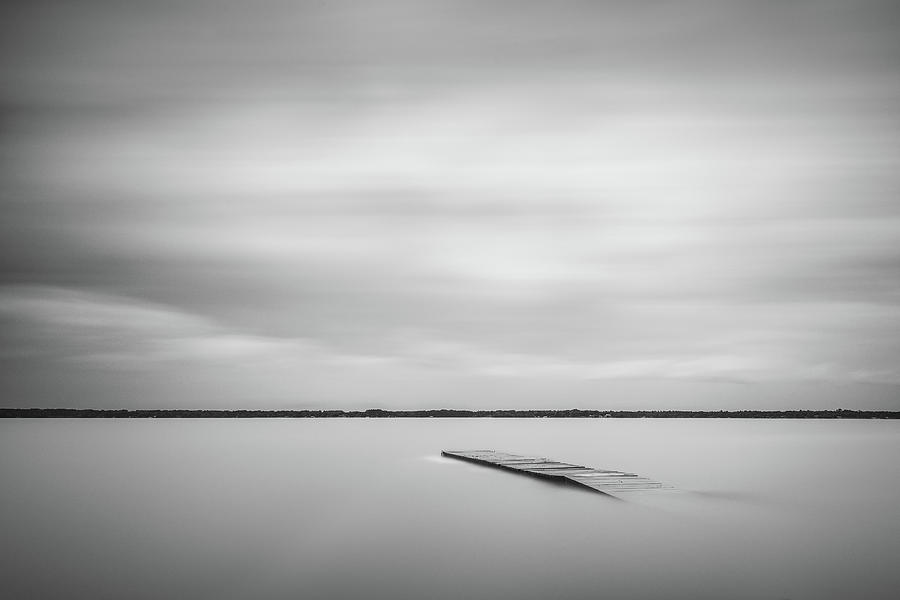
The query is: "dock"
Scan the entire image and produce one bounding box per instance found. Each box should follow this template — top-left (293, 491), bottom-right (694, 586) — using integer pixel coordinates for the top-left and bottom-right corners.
top-left (441, 449), bottom-right (672, 499)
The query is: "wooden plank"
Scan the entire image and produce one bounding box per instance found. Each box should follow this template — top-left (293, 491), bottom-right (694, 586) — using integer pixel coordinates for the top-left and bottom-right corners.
top-left (568, 473), bottom-right (637, 479)
top-left (577, 481), bottom-right (665, 488)
top-left (441, 449), bottom-right (672, 500)
top-left (505, 463), bottom-right (580, 470)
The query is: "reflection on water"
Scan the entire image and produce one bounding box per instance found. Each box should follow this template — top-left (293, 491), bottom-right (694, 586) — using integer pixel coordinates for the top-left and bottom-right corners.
top-left (1, 419), bottom-right (898, 599)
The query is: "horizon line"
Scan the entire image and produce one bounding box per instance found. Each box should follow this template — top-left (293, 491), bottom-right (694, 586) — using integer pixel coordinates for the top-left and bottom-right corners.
top-left (2, 408), bottom-right (897, 419)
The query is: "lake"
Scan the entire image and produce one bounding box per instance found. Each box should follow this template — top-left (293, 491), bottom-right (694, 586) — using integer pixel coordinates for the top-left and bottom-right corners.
top-left (1, 418), bottom-right (898, 599)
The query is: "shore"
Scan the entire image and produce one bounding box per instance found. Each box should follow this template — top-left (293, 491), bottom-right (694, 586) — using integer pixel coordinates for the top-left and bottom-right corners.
top-left (2, 408), bottom-right (897, 418)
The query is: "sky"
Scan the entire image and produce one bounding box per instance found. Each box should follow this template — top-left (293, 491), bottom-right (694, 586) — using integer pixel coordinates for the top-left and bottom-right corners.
top-left (2, 0), bottom-right (899, 409)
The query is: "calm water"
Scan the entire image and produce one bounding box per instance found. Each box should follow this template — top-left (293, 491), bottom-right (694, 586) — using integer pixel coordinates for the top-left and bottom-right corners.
top-left (2, 419), bottom-right (898, 599)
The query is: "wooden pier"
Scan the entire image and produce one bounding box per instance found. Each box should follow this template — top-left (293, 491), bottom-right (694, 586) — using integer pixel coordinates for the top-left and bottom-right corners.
top-left (441, 449), bottom-right (672, 499)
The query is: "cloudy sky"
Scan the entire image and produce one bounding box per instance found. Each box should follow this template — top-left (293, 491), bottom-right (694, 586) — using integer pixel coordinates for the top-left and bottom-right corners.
top-left (2, 0), bottom-right (899, 409)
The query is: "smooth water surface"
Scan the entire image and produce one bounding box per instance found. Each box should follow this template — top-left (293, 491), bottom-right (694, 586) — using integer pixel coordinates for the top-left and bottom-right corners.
top-left (2, 419), bottom-right (898, 599)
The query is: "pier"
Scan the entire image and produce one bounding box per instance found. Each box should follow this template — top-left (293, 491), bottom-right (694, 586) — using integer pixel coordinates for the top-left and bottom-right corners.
top-left (442, 449), bottom-right (672, 499)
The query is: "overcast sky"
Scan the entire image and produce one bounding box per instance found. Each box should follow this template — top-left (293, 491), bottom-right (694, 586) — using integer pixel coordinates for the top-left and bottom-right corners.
top-left (2, 0), bottom-right (899, 409)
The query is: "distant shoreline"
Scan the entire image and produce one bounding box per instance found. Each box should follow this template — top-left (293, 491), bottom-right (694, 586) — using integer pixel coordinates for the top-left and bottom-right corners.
top-left (1, 408), bottom-right (897, 419)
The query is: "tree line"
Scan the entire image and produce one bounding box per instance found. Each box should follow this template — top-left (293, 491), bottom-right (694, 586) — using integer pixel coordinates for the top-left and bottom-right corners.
top-left (1, 408), bottom-right (897, 418)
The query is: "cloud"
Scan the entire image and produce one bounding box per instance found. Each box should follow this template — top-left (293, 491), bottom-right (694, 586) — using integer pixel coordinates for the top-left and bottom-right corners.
top-left (2, 1), bottom-right (900, 409)
top-left (0, 285), bottom-right (336, 367)
top-left (1, 285), bottom-right (899, 412)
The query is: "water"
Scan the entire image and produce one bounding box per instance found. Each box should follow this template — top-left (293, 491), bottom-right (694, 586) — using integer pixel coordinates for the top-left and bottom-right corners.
top-left (2, 418), bottom-right (898, 599)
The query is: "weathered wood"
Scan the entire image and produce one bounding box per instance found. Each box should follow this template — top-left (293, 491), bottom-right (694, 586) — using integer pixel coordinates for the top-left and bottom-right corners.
top-left (441, 449), bottom-right (672, 499)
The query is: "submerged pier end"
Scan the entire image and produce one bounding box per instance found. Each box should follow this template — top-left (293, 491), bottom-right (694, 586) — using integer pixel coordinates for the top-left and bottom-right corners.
top-left (442, 449), bottom-right (673, 500)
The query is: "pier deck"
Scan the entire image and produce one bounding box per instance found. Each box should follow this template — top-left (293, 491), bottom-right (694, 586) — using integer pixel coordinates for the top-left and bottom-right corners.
top-left (441, 449), bottom-right (672, 499)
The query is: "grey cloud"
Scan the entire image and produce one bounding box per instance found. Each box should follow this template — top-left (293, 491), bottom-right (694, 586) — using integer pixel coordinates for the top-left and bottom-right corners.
top-left (2, 1), bottom-right (900, 408)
